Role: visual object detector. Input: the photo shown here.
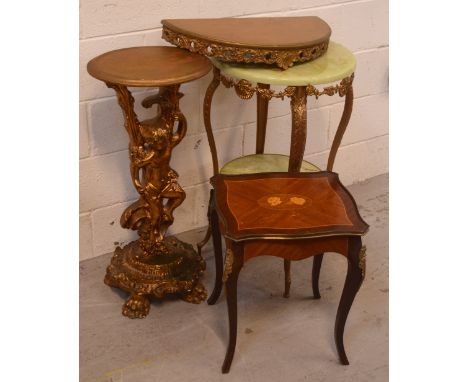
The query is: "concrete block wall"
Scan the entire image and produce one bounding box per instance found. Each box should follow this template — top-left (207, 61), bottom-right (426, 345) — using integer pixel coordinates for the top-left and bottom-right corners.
top-left (80, 0), bottom-right (389, 260)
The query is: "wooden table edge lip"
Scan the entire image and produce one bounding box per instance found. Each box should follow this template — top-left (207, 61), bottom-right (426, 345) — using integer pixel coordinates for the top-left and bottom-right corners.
top-left (213, 171), bottom-right (369, 241)
top-left (161, 17), bottom-right (331, 50)
top-left (87, 46), bottom-right (213, 87)
top-left (223, 229), bottom-right (369, 242)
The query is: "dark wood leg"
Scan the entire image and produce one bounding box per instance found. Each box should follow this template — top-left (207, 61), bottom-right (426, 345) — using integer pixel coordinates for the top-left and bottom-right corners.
top-left (283, 259), bottom-right (291, 298)
top-left (203, 67), bottom-right (221, 175)
top-left (222, 242), bottom-right (244, 374)
top-left (197, 68), bottom-right (221, 257)
top-left (334, 237), bottom-right (365, 365)
top-left (312, 253), bottom-right (324, 299)
top-left (197, 67), bottom-right (220, 256)
top-left (256, 83), bottom-right (270, 154)
top-left (207, 195), bottom-right (224, 305)
top-left (196, 226), bottom-right (211, 256)
top-left (196, 190), bottom-right (213, 257)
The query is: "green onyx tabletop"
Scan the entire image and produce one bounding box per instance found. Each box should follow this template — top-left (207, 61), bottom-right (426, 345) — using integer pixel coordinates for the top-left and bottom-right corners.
top-left (220, 154), bottom-right (320, 175)
top-left (211, 41), bottom-right (355, 86)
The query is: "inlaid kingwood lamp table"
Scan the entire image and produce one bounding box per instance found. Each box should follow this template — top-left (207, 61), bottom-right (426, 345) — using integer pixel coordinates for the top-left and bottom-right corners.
top-left (87, 47), bottom-right (212, 318)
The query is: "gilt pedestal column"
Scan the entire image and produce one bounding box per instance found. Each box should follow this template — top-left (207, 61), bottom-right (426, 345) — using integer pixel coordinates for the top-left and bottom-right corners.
top-left (87, 46), bottom-right (212, 318)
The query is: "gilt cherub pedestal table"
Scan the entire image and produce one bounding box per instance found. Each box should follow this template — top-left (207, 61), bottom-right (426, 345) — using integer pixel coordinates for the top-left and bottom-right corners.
top-left (87, 46), bottom-right (212, 318)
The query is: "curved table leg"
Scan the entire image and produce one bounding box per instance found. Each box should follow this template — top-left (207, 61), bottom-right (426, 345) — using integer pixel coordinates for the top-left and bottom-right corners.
top-left (196, 188), bottom-right (212, 256)
top-left (327, 85), bottom-right (354, 171)
top-left (222, 242), bottom-right (244, 374)
top-left (335, 237), bottom-right (365, 365)
top-left (312, 253), bottom-right (324, 299)
top-left (204, 67), bottom-right (221, 175)
top-left (196, 68), bottom-right (221, 256)
top-left (207, 194), bottom-right (224, 305)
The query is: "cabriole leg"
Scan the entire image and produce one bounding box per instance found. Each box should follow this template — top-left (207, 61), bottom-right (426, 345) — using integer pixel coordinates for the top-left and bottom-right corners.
top-left (196, 190), bottom-right (213, 256)
top-left (312, 253), bottom-right (324, 299)
top-left (335, 237), bottom-right (365, 364)
top-left (207, 195), bottom-right (224, 305)
top-left (222, 242), bottom-right (244, 373)
top-left (197, 69), bottom-right (222, 255)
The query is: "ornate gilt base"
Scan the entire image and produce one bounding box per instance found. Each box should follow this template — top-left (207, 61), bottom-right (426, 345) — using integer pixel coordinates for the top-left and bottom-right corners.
top-left (104, 236), bottom-right (207, 318)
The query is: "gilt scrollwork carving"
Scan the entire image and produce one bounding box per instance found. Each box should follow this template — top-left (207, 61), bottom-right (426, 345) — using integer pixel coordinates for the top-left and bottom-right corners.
top-left (162, 27), bottom-right (329, 70)
top-left (306, 73), bottom-right (354, 99)
top-left (217, 73), bottom-right (354, 101)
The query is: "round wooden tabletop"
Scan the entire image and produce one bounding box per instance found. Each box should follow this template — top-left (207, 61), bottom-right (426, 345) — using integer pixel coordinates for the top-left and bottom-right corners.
top-left (87, 46), bottom-right (212, 87)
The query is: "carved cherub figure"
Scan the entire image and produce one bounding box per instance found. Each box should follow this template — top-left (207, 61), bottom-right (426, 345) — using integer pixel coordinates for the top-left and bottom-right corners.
top-left (121, 87), bottom-right (187, 246)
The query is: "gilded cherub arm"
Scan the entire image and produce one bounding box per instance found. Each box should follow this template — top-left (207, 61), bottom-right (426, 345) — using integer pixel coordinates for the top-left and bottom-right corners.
top-left (172, 112), bottom-right (187, 146)
top-left (130, 146), bottom-right (155, 193)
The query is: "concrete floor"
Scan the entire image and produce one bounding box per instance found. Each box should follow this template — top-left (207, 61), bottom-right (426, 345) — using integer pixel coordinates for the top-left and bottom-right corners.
top-left (80, 173), bottom-right (388, 382)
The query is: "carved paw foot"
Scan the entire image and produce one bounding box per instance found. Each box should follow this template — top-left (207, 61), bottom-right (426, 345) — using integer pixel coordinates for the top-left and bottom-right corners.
top-left (181, 282), bottom-right (207, 304)
top-left (122, 294), bottom-right (150, 318)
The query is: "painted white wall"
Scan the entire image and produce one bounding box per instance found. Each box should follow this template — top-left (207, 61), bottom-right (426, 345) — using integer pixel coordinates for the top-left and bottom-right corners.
top-left (79, 0), bottom-right (389, 260)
